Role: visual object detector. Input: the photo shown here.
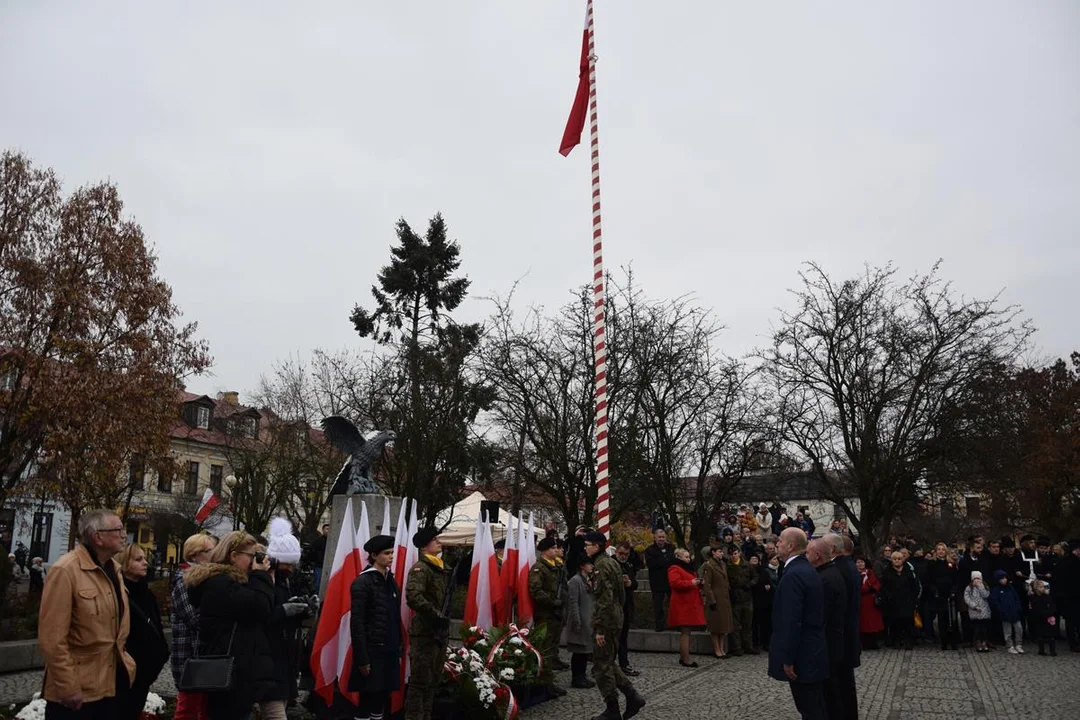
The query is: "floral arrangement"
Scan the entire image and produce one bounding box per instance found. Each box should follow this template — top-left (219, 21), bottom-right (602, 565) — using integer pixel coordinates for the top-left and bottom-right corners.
top-left (12, 691), bottom-right (167, 720)
top-left (443, 646), bottom-right (518, 719)
top-left (477, 624), bottom-right (547, 686)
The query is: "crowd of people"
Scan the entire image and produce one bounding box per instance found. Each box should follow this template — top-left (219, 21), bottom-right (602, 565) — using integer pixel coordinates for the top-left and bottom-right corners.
top-left (23, 499), bottom-right (1080, 720)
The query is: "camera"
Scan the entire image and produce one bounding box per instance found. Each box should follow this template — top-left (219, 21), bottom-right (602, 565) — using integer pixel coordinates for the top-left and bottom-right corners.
top-left (254, 551), bottom-right (266, 565)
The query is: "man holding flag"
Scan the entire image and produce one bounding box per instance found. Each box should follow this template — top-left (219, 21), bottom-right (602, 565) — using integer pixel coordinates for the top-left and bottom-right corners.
top-left (404, 527), bottom-right (449, 720)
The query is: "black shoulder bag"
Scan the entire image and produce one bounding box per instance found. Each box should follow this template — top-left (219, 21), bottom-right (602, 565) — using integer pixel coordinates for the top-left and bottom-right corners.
top-left (178, 624), bottom-right (237, 692)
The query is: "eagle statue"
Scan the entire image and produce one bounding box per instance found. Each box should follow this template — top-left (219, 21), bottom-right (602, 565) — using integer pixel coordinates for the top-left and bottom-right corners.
top-left (320, 416), bottom-right (396, 497)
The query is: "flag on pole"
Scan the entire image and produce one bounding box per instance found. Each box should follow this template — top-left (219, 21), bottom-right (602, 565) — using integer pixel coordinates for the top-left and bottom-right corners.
top-left (389, 499), bottom-right (412, 715)
top-left (465, 511), bottom-right (504, 629)
top-left (464, 510), bottom-right (485, 625)
top-left (381, 497), bottom-right (392, 535)
top-left (559, 3), bottom-right (591, 156)
top-left (482, 513), bottom-right (504, 627)
top-left (354, 500), bottom-right (371, 572)
top-left (515, 513), bottom-right (535, 624)
top-left (497, 513), bottom-right (517, 624)
top-left (194, 487), bottom-right (220, 524)
top-left (310, 500), bottom-right (361, 705)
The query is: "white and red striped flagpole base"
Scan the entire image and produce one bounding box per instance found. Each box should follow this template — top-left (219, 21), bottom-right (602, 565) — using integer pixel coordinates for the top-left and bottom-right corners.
top-left (585, 0), bottom-right (610, 538)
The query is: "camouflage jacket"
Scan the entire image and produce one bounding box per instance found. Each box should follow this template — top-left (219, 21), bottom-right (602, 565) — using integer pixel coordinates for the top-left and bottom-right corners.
top-left (592, 553), bottom-right (626, 636)
top-left (529, 558), bottom-right (562, 621)
top-left (406, 555), bottom-right (447, 639)
top-left (727, 560), bottom-right (758, 605)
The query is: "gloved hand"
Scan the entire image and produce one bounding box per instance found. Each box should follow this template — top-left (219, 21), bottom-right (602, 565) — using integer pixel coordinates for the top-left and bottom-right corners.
top-left (709, 603), bottom-right (717, 611)
top-left (282, 602), bottom-right (310, 618)
top-left (434, 613), bottom-right (451, 632)
top-left (554, 598), bottom-right (564, 609)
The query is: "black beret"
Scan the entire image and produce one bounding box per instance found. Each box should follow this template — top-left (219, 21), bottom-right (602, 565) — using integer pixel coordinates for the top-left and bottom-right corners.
top-left (537, 537), bottom-right (557, 552)
top-left (364, 534), bottom-right (394, 554)
top-left (413, 527), bottom-right (439, 549)
top-left (583, 531), bottom-right (606, 545)
top-left (1000, 537), bottom-right (1015, 549)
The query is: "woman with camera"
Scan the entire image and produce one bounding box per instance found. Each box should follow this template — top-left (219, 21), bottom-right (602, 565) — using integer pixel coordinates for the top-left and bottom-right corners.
top-left (184, 530), bottom-right (276, 720)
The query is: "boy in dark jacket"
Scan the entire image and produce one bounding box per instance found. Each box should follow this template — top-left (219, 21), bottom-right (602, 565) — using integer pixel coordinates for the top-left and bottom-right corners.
top-left (990, 569), bottom-right (1024, 654)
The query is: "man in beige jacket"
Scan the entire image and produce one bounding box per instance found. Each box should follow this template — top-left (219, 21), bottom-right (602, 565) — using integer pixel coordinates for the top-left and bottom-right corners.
top-left (39, 509), bottom-right (136, 718)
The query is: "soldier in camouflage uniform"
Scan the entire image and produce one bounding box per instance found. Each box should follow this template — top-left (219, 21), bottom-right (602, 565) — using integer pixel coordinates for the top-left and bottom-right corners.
top-left (726, 545), bottom-right (759, 656)
top-left (529, 537), bottom-right (568, 697)
top-left (584, 531), bottom-right (646, 720)
top-left (405, 527), bottom-right (449, 720)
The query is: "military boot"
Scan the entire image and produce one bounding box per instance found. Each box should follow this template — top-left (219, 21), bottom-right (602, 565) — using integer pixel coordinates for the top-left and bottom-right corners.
top-left (619, 684), bottom-right (646, 719)
top-left (590, 696), bottom-right (622, 720)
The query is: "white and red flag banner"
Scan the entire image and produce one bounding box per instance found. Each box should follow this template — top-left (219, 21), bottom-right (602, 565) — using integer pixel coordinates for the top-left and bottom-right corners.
top-left (515, 513), bottom-right (536, 624)
top-left (559, 1), bottom-right (591, 156)
top-left (497, 513), bottom-right (518, 624)
top-left (194, 487), bottom-right (219, 524)
top-left (389, 499), bottom-right (417, 715)
top-left (310, 499), bottom-right (361, 705)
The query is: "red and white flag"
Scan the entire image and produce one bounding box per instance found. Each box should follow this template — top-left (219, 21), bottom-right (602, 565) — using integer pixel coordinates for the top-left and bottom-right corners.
top-left (515, 512), bottom-right (536, 624)
top-left (559, 1), bottom-right (592, 156)
top-left (354, 500), bottom-right (371, 573)
top-left (497, 513), bottom-right (518, 624)
top-left (194, 487), bottom-right (220, 524)
top-left (465, 511), bottom-right (504, 629)
top-left (389, 499), bottom-right (416, 715)
top-left (310, 499), bottom-right (361, 705)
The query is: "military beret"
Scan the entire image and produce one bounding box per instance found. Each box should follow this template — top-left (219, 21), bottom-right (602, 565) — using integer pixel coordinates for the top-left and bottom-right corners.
top-left (537, 537), bottom-right (557, 552)
top-left (413, 527), bottom-right (440, 549)
top-left (583, 531), bottom-right (606, 545)
top-left (364, 534), bottom-right (394, 554)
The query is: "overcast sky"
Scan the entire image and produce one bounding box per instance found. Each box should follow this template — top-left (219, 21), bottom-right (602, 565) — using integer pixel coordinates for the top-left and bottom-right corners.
top-left (3, 1), bottom-right (1077, 399)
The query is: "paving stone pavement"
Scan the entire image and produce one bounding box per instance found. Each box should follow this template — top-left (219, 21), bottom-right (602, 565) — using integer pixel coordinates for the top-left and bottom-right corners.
top-left (2, 645), bottom-right (1078, 718)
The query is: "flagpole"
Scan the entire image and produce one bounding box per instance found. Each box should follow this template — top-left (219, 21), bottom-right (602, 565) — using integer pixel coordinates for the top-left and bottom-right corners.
top-left (585, 0), bottom-right (610, 538)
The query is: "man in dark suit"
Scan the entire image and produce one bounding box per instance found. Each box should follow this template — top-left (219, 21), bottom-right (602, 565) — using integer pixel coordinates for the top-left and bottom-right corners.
top-left (769, 528), bottom-right (828, 720)
top-left (810, 537), bottom-right (849, 720)
top-left (832, 534), bottom-right (861, 720)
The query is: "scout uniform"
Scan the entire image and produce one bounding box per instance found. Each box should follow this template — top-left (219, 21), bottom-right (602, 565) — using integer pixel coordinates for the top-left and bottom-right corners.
top-left (404, 529), bottom-right (448, 720)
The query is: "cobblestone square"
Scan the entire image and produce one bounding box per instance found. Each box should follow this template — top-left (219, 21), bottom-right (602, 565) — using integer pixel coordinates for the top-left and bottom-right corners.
top-left (2, 645), bottom-right (1077, 719)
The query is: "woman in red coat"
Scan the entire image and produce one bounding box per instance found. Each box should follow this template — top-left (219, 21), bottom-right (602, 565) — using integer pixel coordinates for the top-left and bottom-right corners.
top-left (667, 548), bottom-right (706, 667)
top-left (857, 556), bottom-right (885, 649)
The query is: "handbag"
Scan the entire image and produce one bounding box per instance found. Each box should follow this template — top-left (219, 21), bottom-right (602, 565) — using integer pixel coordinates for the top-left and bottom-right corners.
top-left (178, 624), bottom-right (237, 692)
top-left (913, 611), bottom-right (923, 629)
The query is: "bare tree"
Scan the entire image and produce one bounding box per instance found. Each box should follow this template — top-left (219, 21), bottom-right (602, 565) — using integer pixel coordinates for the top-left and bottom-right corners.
top-left (760, 263), bottom-right (1031, 554)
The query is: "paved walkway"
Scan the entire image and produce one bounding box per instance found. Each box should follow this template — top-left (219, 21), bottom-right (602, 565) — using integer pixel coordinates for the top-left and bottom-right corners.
top-left (2, 646), bottom-right (1077, 718)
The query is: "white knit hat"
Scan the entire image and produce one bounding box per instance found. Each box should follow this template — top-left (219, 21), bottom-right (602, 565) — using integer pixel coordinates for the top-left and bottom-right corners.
top-left (266, 517), bottom-right (302, 564)
top-left (970, 570), bottom-right (983, 581)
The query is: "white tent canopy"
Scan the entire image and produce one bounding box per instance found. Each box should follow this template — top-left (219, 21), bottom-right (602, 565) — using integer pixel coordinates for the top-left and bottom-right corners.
top-left (435, 490), bottom-right (543, 547)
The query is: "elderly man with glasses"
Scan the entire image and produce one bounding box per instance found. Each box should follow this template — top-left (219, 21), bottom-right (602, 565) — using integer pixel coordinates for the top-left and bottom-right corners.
top-left (38, 509), bottom-right (136, 719)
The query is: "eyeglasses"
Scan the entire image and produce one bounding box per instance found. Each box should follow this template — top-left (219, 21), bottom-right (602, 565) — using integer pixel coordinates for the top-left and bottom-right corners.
top-left (97, 527), bottom-right (126, 535)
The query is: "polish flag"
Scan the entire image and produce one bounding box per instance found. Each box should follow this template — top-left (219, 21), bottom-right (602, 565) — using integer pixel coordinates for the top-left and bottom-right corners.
top-left (464, 511), bottom-right (485, 626)
top-left (515, 512), bottom-right (536, 624)
top-left (381, 497), bottom-right (392, 535)
top-left (559, 1), bottom-right (592, 156)
top-left (354, 500), bottom-right (371, 573)
top-left (497, 513), bottom-right (518, 625)
top-left (389, 499), bottom-right (416, 715)
top-left (310, 499), bottom-right (361, 705)
top-left (465, 512), bottom-right (504, 629)
top-left (194, 487), bottom-right (220, 524)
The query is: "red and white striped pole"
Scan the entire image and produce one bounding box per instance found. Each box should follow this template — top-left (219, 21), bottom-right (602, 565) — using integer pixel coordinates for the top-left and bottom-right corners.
top-left (584, 0), bottom-right (610, 538)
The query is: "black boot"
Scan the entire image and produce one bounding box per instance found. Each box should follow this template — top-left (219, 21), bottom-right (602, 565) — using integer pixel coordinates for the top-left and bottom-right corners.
top-left (1050, 642), bottom-right (1057, 657)
top-left (572, 675), bottom-right (596, 689)
top-left (1038, 642), bottom-right (1046, 656)
top-left (546, 683), bottom-right (567, 698)
top-left (590, 696), bottom-right (622, 720)
top-left (619, 684), bottom-right (646, 719)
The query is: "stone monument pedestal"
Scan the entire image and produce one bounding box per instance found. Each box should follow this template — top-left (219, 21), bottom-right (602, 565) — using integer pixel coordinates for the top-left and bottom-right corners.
top-left (320, 494), bottom-right (403, 596)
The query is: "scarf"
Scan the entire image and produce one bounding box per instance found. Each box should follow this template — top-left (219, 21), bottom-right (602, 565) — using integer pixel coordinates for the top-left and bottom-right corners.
top-left (424, 553), bottom-right (444, 570)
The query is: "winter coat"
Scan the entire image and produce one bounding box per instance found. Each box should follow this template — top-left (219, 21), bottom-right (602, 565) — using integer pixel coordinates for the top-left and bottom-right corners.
top-left (122, 578), bottom-right (169, 695)
top-left (957, 552), bottom-right (990, 595)
top-left (185, 563), bottom-right (276, 720)
top-left (348, 567), bottom-right (402, 694)
top-left (963, 583), bottom-right (991, 620)
top-left (923, 559), bottom-right (957, 602)
top-left (529, 558), bottom-right (564, 624)
top-left (666, 562), bottom-right (705, 628)
top-left (169, 563), bottom-right (199, 685)
top-left (565, 573), bottom-right (596, 653)
top-left (698, 557), bottom-right (734, 635)
top-left (727, 559), bottom-right (758, 606)
top-left (618, 556), bottom-right (639, 614)
top-left (858, 570), bottom-right (884, 634)
top-left (768, 555), bottom-right (827, 685)
top-left (768, 504), bottom-right (785, 537)
top-left (1058, 553), bottom-right (1080, 606)
top-left (405, 555), bottom-right (448, 639)
top-left (1029, 594), bottom-right (1058, 640)
top-left (264, 572), bottom-right (306, 701)
top-left (817, 561), bottom-right (847, 665)
top-left (989, 580), bottom-right (1023, 623)
top-left (879, 564), bottom-right (919, 621)
top-left (835, 555), bottom-right (862, 669)
top-left (38, 544), bottom-right (136, 704)
top-left (645, 543), bottom-right (675, 593)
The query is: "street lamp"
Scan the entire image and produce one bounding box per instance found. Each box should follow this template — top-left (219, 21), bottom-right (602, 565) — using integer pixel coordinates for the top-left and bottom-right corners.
top-left (225, 475), bottom-right (241, 530)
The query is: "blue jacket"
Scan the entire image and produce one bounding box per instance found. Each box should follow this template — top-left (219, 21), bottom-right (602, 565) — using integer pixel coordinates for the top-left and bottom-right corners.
top-left (768, 554), bottom-right (828, 684)
top-left (990, 582), bottom-right (1022, 623)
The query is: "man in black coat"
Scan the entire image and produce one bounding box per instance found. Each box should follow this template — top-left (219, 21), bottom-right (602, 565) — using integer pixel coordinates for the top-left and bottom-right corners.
top-left (832, 535), bottom-right (860, 720)
top-left (1059, 540), bottom-right (1080, 652)
top-left (615, 541), bottom-right (642, 676)
top-left (644, 530), bottom-right (674, 632)
top-left (809, 538), bottom-right (848, 720)
top-left (769, 528), bottom-right (828, 720)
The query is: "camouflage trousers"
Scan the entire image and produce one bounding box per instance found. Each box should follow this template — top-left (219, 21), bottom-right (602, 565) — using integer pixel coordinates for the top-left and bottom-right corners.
top-left (730, 603), bottom-right (754, 653)
top-left (405, 636), bottom-right (446, 720)
top-left (591, 629), bottom-right (629, 701)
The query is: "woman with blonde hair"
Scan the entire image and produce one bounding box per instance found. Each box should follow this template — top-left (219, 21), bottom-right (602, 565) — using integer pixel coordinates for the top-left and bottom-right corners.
top-left (171, 533), bottom-right (217, 720)
top-left (116, 544), bottom-right (170, 720)
top-left (184, 531), bottom-right (276, 720)
top-left (667, 547), bottom-right (706, 667)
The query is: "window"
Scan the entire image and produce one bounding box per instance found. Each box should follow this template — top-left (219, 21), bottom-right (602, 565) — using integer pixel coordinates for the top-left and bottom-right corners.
top-left (243, 416), bottom-right (258, 438)
top-left (128, 457), bottom-right (145, 491)
top-left (139, 526), bottom-right (152, 544)
top-left (965, 496), bottom-right (981, 519)
top-left (196, 406), bottom-right (210, 429)
top-left (185, 461), bottom-right (200, 495)
top-left (157, 470), bottom-right (172, 493)
top-left (210, 464), bottom-right (223, 493)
